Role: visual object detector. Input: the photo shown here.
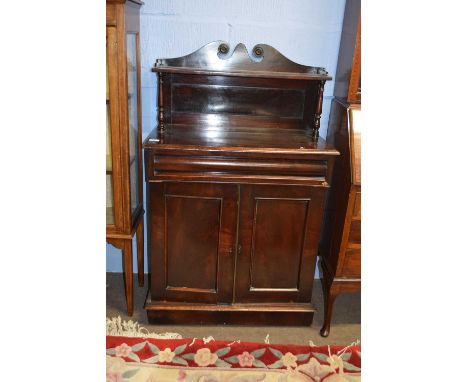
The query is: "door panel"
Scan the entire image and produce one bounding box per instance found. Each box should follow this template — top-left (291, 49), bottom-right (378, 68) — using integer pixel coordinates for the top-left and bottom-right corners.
top-left (166, 195), bottom-right (221, 291)
top-left (250, 198), bottom-right (308, 290)
top-left (149, 182), bottom-right (238, 304)
top-left (236, 185), bottom-right (326, 303)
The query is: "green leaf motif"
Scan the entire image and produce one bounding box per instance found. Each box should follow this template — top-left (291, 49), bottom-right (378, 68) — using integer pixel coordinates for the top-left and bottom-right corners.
top-left (142, 355), bottom-right (159, 363)
top-left (343, 361), bottom-right (361, 372)
top-left (106, 349), bottom-right (116, 355)
top-left (269, 348), bottom-right (284, 359)
top-left (341, 352), bottom-right (352, 362)
top-left (127, 352), bottom-right (141, 363)
top-left (296, 353), bottom-right (310, 361)
top-left (148, 343), bottom-right (160, 354)
top-left (122, 369), bottom-right (139, 379)
top-left (215, 347), bottom-right (231, 357)
top-left (250, 348), bottom-right (266, 358)
top-left (131, 342), bottom-right (146, 352)
top-left (268, 359), bottom-right (284, 369)
top-left (181, 353), bottom-right (194, 360)
top-left (253, 359), bottom-right (267, 368)
top-left (215, 359), bottom-right (232, 368)
top-left (171, 356), bottom-right (188, 366)
top-left (312, 352), bottom-right (329, 362)
top-left (224, 355), bottom-right (240, 364)
top-left (174, 344), bottom-right (187, 355)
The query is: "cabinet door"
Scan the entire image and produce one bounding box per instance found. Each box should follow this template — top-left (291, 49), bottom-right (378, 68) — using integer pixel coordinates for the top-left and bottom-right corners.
top-left (106, 26), bottom-right (121, 228)
top-left (149, 182), bottom-right (238, 304)
top-left (235, 185), bottom-right (326, 303)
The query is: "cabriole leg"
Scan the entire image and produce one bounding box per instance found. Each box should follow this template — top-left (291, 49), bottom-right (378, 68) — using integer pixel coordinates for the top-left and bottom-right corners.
top-left (320, 280), bottom-right (339, 337)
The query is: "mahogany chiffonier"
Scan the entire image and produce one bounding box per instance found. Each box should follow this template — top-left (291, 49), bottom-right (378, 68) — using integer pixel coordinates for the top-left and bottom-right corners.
top-left (143, 41), bottom-right (339, 325)
top-left (318, 0), bottom-right (361, 337)
top-left (106, 0), bottom-right (145, 316)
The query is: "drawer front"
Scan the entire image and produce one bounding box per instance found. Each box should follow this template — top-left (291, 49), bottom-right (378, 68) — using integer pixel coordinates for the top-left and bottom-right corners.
top-left (152, 155), bottom-right (327, 176)
top-left (145, 149), bottom-right (333, 186)
top-left (340, 248), bottom-right (361, 278)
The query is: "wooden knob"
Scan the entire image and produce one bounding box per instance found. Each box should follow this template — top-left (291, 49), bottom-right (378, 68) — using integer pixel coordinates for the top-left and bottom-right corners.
top-left (253, 45), bottom-right (264, 58)
top-left (218, 43), bottom-right (229, 54)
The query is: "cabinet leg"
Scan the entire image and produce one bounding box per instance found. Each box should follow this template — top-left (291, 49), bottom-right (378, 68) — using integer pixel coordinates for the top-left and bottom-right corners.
top-left (122, 239), bottom-right (134, 316)
top-left (320, 279), bottom-right (338, 337)
top-left (136, 219), bottom-right (144, 287)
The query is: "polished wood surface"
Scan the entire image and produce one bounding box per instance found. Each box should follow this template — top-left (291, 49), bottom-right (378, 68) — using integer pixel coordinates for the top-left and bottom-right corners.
top-left (146, 300), bottom-right (315, 326)
top-left (106, 0), bottom-right (145, 316)
top-left (154, 44), bottom-right (328, 140)
top-left (319, 99), bottom-right (361, 337)
top-left (154, 75), bottom-right (325, 136)
top-left (149, 182), bottom-right (237, 304)
top-left (144, 42), bottom-right (337, 325)
top-left (145, 125), bottom-right (334, 151)
top-left (153, 41), bottom-right (331, 81)
top-left (235, 185), bottom-right (325, 304)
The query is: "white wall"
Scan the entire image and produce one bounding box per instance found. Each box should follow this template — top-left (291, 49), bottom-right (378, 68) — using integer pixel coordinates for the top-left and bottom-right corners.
top-left (106, 0), bottom-right (347, 274)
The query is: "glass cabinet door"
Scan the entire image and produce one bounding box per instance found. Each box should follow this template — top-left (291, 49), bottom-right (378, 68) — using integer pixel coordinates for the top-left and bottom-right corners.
top-left (106, 28), bottom-right (115, 225)
top-left (126, 33), bottom-right (140, 216)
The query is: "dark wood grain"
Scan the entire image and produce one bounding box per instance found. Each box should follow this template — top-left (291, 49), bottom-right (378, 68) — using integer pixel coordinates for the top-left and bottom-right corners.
top-left (154, 69), bottom-right (325, 137)
top-left (146, 301), bottom-right (315, 326)
top-left (172, 84), bottom-right (305, 118)
top-left (153, 41), bottom-right (331, 81)
top-left (235, 185), bottom-right (326, 304)
top-left (144, 42), bottom-right (337, 325)
top-left (145, 125), bottom-right (337, 154)
top-left (149, 182), bottom-right (237, 304)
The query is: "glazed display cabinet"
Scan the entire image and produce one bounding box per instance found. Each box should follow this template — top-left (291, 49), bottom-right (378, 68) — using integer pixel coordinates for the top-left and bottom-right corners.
top-left (106, 0), bottom-right (144, 316)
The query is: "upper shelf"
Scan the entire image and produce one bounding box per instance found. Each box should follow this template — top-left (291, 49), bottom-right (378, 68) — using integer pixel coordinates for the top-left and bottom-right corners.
top-left (153, 41), bottom-right (332, 81)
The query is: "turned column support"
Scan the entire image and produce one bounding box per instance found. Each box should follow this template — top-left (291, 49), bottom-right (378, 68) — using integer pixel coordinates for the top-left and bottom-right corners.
top-left (312, 80), bottom-right (325, 140)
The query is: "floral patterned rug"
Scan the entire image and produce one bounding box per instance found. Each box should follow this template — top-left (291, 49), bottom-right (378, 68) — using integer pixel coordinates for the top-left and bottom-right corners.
top-left (106, 334), bottom-right (361, 382)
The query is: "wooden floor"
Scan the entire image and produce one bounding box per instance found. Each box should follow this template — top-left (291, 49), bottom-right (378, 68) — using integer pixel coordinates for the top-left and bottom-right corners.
top-left (106, 273), bottom-right (360, 345)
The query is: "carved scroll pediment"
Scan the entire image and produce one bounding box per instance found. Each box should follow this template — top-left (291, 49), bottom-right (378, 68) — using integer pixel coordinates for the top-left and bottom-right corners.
top-left (153, 41), bottom-right (330, 79)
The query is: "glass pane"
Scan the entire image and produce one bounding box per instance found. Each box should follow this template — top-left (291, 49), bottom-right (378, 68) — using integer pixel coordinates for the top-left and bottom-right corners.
top-left (349, 107), bottom-right (361, 185)
top-left (106, 38), bottom-right (115, 225)
top-left (106, 174), bottom-right (115, 225)
top-left (127, 33), bottom-right (140, 214)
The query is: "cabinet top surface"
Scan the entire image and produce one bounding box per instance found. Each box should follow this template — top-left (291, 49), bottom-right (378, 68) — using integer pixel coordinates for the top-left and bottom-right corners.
top-left (153, 41), bottom-right (332, 81)
top-left (144, 126), bottom-right (338, 156)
